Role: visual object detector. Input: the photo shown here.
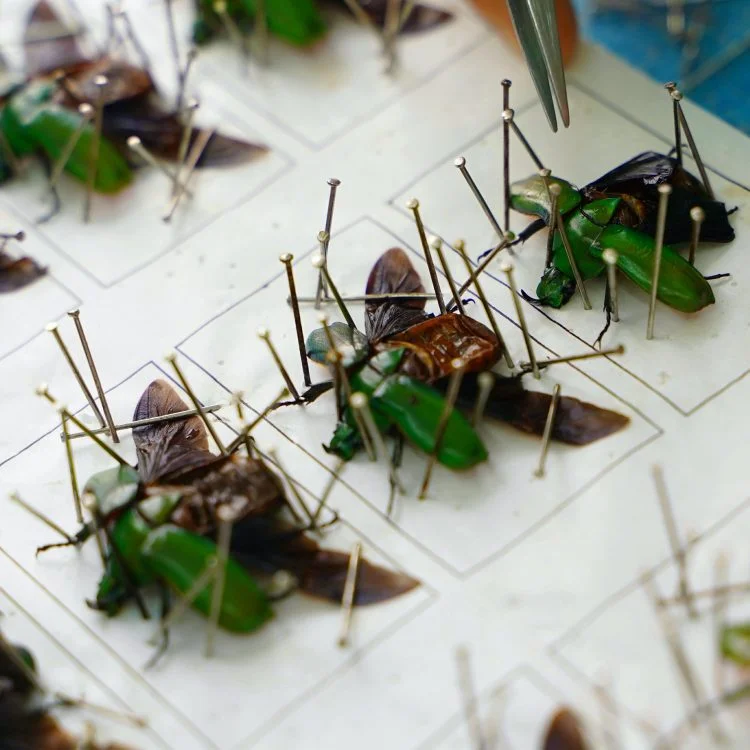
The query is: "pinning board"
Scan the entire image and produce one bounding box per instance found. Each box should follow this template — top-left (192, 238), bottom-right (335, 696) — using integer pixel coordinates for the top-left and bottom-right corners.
top-left (0, 0), bottom-right (749, 747)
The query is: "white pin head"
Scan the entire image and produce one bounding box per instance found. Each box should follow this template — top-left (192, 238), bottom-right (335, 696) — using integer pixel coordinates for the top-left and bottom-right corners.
top-left (311, 254), bottom-right (325, 270)
top-left (690, 206), bottom-right (706, 223)
top-left (502, 108), bottom-right (514, 122)
top-left (499, 260), bottom-right (514, 274)
top-left (658, 183), bottom-right (673, 196)
top-left (548, 183), bottom-right (562, 197)
top-left (405, 198), bottom-right (419, 210)
top-left (453, 157), bottom-right (466, 168)
top-left (602, 248), bottom-right (618, 266)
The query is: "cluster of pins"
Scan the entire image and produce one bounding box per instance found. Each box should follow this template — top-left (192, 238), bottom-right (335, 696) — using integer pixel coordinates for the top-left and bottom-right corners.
top-left (638, 465), bottom-right (749, 746)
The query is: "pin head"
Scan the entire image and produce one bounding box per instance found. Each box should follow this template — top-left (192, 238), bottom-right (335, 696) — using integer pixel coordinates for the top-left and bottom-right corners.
top-left (670, 89), bottom-right (683, 102)
top-left (658, 184), bottom-right (673, 196)
top-left (502, 109), bottom-right (514, 122)
top-left (164, 350), bottom-right (178, 363)
top-left (451, 357), bottom-right (466, 371)
top-left (538, 168), bottom-right (552, 178)
top-left (78, 103), bottom-right (94, 117)
top-left (327, 178), bottom-right (341, 187)
top-left (548, 183), bottom-right (562, 197)
top-left (12, 231), bottom-right (25, 242)
top-left (311, 254), bottom-right (325, 269)
top-left (93, 75), bottom-right (109, 88)
top-left (405, 198), bottom-right (419, 210)
top-left (318, 313), bottom-right (329, 325)
top-left (602, 248), bottom-right (618, 266)
top-left (67, 308), bottom-right (81, 318)
top-left (453, 157), bottom-right (466, 168)
top-left (279, 253), bottom-right (293, 264)
top-left (499, 260), bottom-right (513, 273)
top-left (213, 0), bottom-right (227, 11)
top-left (35, 383), bottom-right (50, 397)
top-left (690, 206), bottom-right (706, 223)
top-left (349, 392), bottom-right (367, 409)
top-left (126, 136), bottom-right (142, 149)
top-left (664, 81), bottom-right (677, 91)
top-left (82, 491), bottom-right (97, 512)
top-left (477, 371), bottom-right (494, 389)
top-left (187, 97), bottom-right (200, 111)
top-left (428, 235), bottom-right (442, 249)
top-left (504, 231), bottom-right (516, 242)
top-left (257, 327), bottom-right (270, 339)
top-left (316, 231), bottom-right (329, 245)
top-left (45, 322), bottom-right (58, 333)
top-left (501, 79), bottom-right (512, 88)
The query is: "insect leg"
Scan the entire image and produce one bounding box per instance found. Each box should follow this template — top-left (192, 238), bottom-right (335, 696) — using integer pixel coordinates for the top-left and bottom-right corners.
top-left (145, 583), bottom-right (172, 670)
top-left (386, 433), bottom-right (405, 518)
top-left (593, 276), bottom-right (613, 350)
top-left (36, 155), bottom-right (62, 225)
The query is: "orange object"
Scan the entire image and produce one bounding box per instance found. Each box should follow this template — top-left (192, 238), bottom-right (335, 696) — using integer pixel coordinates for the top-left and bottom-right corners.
top-left (468, 0), bottom-right (579, 67)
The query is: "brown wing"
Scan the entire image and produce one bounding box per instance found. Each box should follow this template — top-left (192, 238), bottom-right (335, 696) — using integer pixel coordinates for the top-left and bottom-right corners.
top-left (58, 58), bottom-right (155, 106)
top-left (0, 251), bottom-right (47, 292)
top-left (24, 1), bottom-right (89, 78)
top-left (542, 709), bottom-right (588, 750)
top-left (132, 379), bottom-right (215, 484)
top-left (365, 247), bottom-right (430, 341)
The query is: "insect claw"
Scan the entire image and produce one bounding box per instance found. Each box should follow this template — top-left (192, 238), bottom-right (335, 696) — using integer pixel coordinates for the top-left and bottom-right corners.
top-left (37, 187), bottom-right (62, 225)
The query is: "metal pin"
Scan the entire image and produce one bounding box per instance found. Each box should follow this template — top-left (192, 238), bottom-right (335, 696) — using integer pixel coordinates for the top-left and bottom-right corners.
top-left (163, 128), bottom-right (213, 223)
top-left (472, 371), bottom-right (494, 427)
top-left (252, 0), bottom-right (269, 65)
top-left (543, 170), bottom-right (558, 268)
top-left (82, 491), bottom-right (107, 568)
top-left (63, 402), bottom-right (224, 441)
top-left (68, 309), bottom-right (118, 443)
top-left (164, 0), bottom-right (182, 89)
top-left (213, 0), bottom-right (249, 65)
top-left (176, 48), bottom-right (197, 114)
top-left (46, 323), bottom-right (105, 427)
top-left (175, 99), bottom-right (199, 192)
top-left (602, 249), bottom-right (620, 322)
top-left (454, 157), bottom-right (504, 242)
top-left (350, 392), bottom-right (403, 514)
top-left (206, 505), bottom-right (234, 657)
top-left (312, 458), bottom-right (344, 525)
top-left (225, 387), bottom-right (288, 454)
top-left (312, 250), bottom-right (356, 330)
top-left (652, 464), bottom-right (696, 618)
top-left (126, 136), bottom-right (193, 197)
top-left (419, 358), bottom-right (466, 499)
top-left (257, 328), bottom-right (301, 401)
top-left (49, 104), bottom-right (93, 189)
top-left (658, 581), bottom-right (750, 607)
top-left (58, 406), bottom-right (130, 466)
top-left (671, 89), bottom-right (714, 199)
top-left (166, 352), bottom-right (227, 454)
top-left (431, 236), bottom-right (464, 314)
top-left (280, 253), bottom-right (312, 387)
top-left (502, 79), bottom-right (512, 232)
top-left (337, 541), bottom-right (362, 647)
top-left (339, 0), bottom-right (378, 31)
top-left (265, 448), bottom-right (314, 527)
top-left (647, 184), bottom-right (672, 340)
top-left (59, 407), bottom-right (83, 523)
top-left (454, 232), bottom-right (515, 301)
top-left (296, 292), bottom-right (436, 304)
top-left (314, 179), bottom-right (341, 308)
top-left (500, 260), bottom-right (539, 378)
top-left (397, 0), bottom-right (415, 32)
top-left (533, 384), bottom-right (560, 478)
top-left (320, 314), bottom-right (350, 420)
top-left (455, 242), bottom-right (514, 369)
top-left (455, 646), bottom-right (486, 750)
top-left (383, 0), bottom-right (401, 74)
top-left (502, 109), bottom-right (544, 170)
top-left (348, 393), bottom-right (377, 461)
top-left (83, 75), bottom-right (108, 223)
top-left (665, 82), bottom-right (682, 165)
top-left (406, 198), bottom-right (446, 314)
top-left (520, 345), bottom-right (625, 373)
top-left (10, 492), bottom-right (75, 543)
top-left (688, 206), bottom-right (704, 265)
top-left (118, 7), bottom-right (151, 71)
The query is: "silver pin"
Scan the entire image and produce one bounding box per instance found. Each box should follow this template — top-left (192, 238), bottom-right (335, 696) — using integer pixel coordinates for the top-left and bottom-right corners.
top-left (455, 646), bottom-right (486, 750)
top-left (533, 384), bottom-right (560, 478)
top-left (502, 109), bottom-right (544, 170)
top-left (520, 344), bottom-right (625, 373)
top-left (175, 99), bottom-right (200, 193)
top-left (166, 352), bottom-right (227, 454)
top-left (455, 242), bottom-right (514, 369)
top-left (652, 464), bottom-right (696, 618)
top-left (176, 48), bottom-right (198, 115)
top-left (406, 199), bottom-right (446, 315)
top-left (500, 260), bottom-right (539, 378)
top-left (664, 82), bottom-right (682, 165)
top-left (280, 253), bottom-right (312, 387)
top-left (49, 103), bottom-right (93, 190)
top-left (46, 322), bottom-right (106, 427)
top-left (62, 402), bottom-right (225, 441)
top-left (127, 136), bottom-right (193, 197)
top-left (549, 184), bottom-right (592, 310)
top-left (257, 328), bottom-right (301, 401)
top-left (315, 179), bottom-right (341, 308)
top-left (82, 491), bottom-right (107, 568)
top-left (688, 206), bottom-right (704, 265)
top-left (472, 371), bottom-right (494, 427)
top-left (454, 232), bottom-right (515, 300)
top-left (59, 407), bottom-right (83, 524)
top-left (454, 157), bottom-right (504, 242)
top-left (83, 75), bottom-right (108, 223)
top-left (502, 79), bottom-right (512, 232)
top-left (646, 184), bottom-right (672, 340)
top-left (671, 89), bottom-right (714, 199)
top-left (296, 292), bottom-right (436, 304)
top-left (542, 169), bottom-right (558, 268)
top-left (206, 505), bottom-right (234, 657)
top-left (312, 250), bottom-right (357, 330)
top-left (419, 358), bottom-right (466, 499)
top-left (68, 309), bottom-right (118, 443)
top-left (10, 492), bottom-right (75, 544)
top-left (337, 541), bottom-right (362, 647)
top-left (602, 249), bottom-right (620, 322)
top-left (431, 236), bottom-right (464, 314)
top-left (163, 128), bottom-right (213, 222)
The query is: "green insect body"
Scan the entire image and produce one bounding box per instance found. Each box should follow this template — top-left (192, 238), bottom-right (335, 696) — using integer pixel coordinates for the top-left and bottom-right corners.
top-left (0, 81), bottom-right (132, 193)
top-left (328, 349), bottom-right (488, 469)
top-left (510, 173), bottom-right (582, 224)
top-left (195, 0), bottom-right (327, 47)
top-left (720, 624), bottom-right (750, 666)
top-left (95, 492), bottom-right (272, 633)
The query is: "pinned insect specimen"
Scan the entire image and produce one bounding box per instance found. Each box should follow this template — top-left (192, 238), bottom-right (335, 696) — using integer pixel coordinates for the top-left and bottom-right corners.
top-left (302, 247), bottom-right (629, 469)
top-left (191, 0), bottom-right (453, 50)
top-left (0, 630), bottom-right (138, 749)
top-left (0, 2), bottom-right (267, 220)
top-left (508, 151), bottom-right (735, 327)
top-left (0, 230), bottom-right (46, 293)
top-left (36, 379), bottom-right (418, 657)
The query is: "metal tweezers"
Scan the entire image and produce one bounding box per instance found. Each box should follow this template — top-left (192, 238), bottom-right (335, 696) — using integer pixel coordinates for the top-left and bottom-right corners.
top-left (507, 0), bottom-right (570, 131)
